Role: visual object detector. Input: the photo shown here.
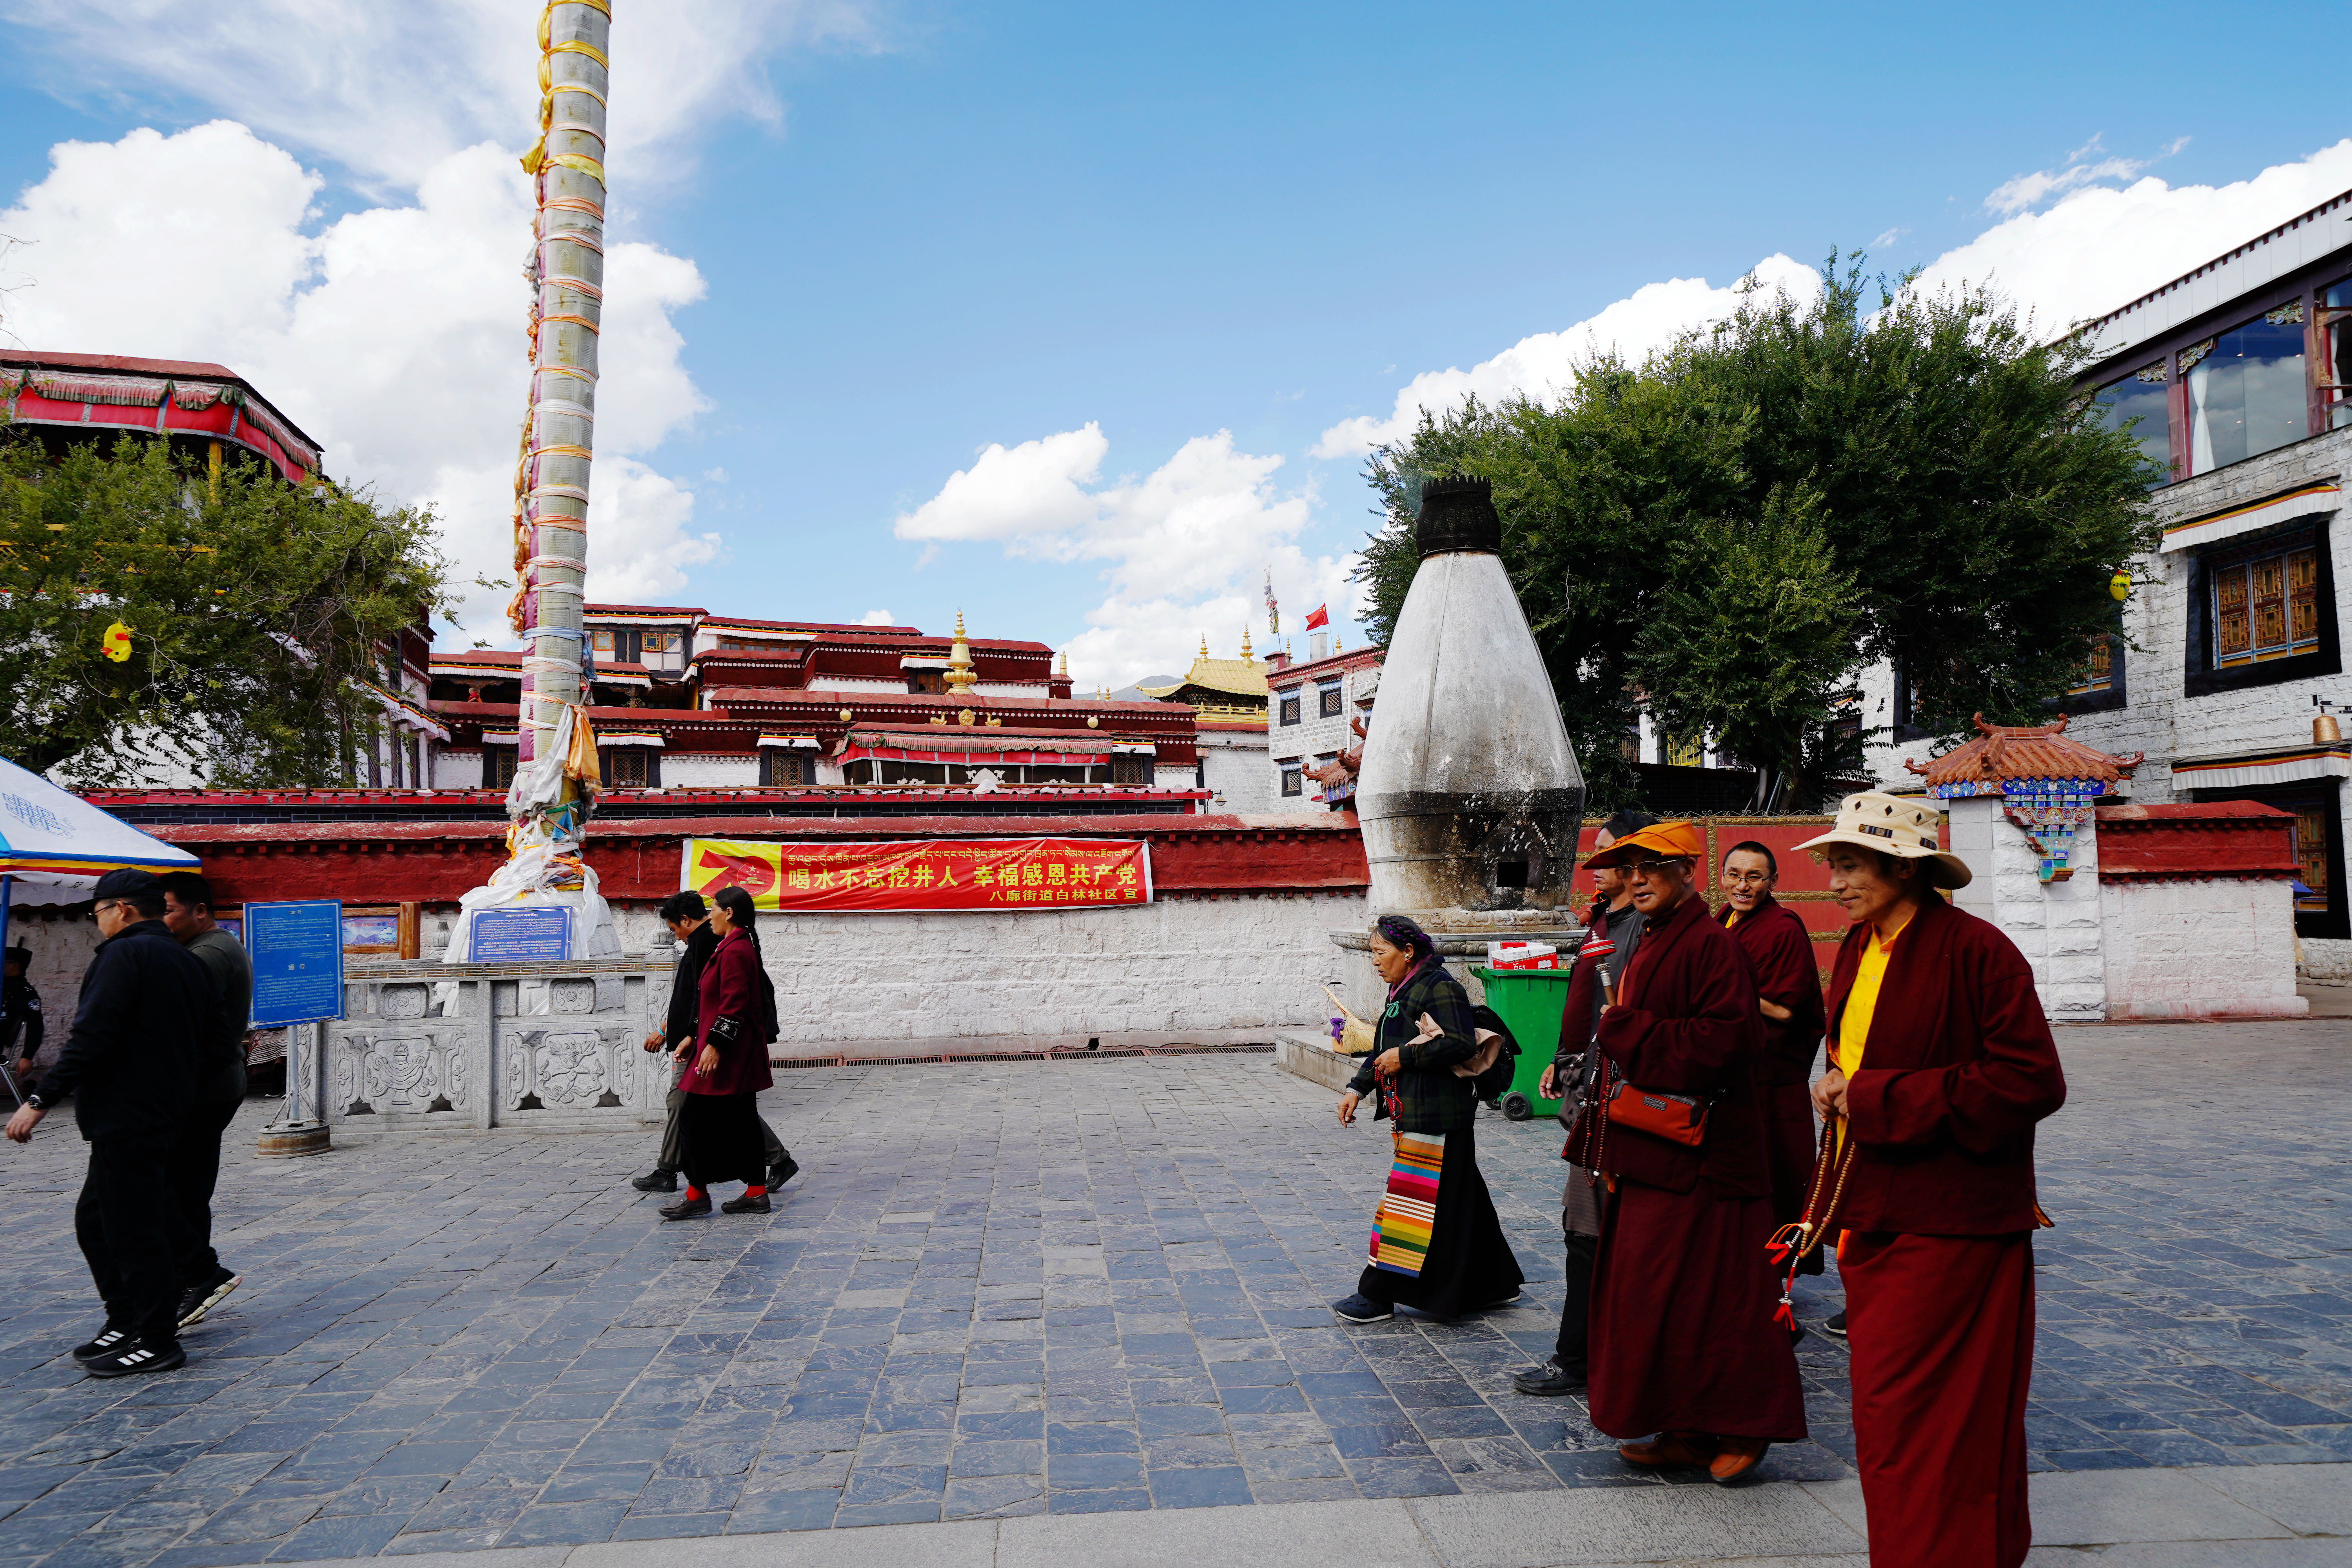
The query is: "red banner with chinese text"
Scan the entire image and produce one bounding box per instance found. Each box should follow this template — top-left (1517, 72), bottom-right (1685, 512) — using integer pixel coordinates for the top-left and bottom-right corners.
top-left (679, 837), bottom-right (1154, 913)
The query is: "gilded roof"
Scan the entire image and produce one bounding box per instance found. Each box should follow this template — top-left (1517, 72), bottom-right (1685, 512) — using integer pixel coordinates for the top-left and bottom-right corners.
top-left (1906, 714), bottom-right (2144, 787)
top-left (1138, 656), bottom-right (1269, 702)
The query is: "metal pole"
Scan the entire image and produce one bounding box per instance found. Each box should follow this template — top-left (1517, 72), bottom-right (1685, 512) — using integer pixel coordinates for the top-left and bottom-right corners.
top-left (510, 1), bottom-right (609, 761)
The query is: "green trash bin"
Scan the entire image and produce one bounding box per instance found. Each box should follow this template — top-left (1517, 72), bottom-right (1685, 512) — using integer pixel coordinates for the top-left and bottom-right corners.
top-left (1470, 965), bottom-right (1575, 1122)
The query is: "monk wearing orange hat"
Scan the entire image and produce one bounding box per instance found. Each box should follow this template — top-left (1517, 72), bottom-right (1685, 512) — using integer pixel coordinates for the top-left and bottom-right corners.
top-left (1795, 793), bottom-right (2066, 1568)
top-left (1568, 818), bottom-right (1806, 1485)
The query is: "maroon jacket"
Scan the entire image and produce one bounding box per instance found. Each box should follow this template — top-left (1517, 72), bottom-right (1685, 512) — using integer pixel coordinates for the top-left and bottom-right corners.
top-left (1583, 892), bottom-right (1769, 1198)
top-left (1719, 895), bottom-right (1825, 1086)
top-left (1829, 895), bottom-right (2065, 1235)
top-left (678, 927), bottom-right (775, 1098)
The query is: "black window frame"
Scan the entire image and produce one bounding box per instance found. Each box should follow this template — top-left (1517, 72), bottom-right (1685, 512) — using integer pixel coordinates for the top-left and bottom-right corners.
top-left (760, 748), bottom-right (811, 786)
top-left (484, 746), bottom-right (518, 790)
top-left (1279, 763), bottom-right (1303, 797)
top-left (2056, 619), bottom-right (2129, 718)
top-left (1110, 753), bottom-right (1151, 786)
top-left (1317, 682), bottom-right (1343, 718)
top-left (2181, 518), bottom-right (2341, 698)
top-left (1278, 693), bottom-right (1301, 726)
top-left (1888, 657), bottom-right (1928, 742)
top-left (598, 746), bottom-right (661, 790)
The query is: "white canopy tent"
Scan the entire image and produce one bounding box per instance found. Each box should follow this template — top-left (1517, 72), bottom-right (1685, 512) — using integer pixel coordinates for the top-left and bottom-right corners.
top-left (0, 754), bottom-right (200, 918)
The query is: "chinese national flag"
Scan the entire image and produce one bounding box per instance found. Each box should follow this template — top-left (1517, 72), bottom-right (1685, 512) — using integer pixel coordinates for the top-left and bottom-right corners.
top-left (1303, 604), bottom-right (1329, 630)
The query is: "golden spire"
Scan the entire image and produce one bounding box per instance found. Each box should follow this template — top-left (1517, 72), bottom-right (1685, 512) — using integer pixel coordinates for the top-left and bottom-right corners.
top-left (1198, 634), bottom-right (1209, 660)
top-left (1054, 648), bottom-right (1068, 678)
top-left (1240, 626), bottom-right (1254, 660)
top-left (945, 610), bottom-right (979, 693)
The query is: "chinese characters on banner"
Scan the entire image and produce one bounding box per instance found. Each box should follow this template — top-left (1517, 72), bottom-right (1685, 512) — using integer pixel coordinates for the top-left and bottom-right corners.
top-left (680, 837), bottom-right (1154, 913)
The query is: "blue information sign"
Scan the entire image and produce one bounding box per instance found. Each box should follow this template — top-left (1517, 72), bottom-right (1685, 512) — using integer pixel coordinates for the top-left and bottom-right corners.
top-left (247, 899), bottom-right (346, 1028)
top-left (470, 906), bottom-right (573, 963)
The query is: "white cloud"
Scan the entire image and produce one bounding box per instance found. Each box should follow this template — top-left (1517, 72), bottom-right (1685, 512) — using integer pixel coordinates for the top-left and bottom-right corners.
top-left (1982, 133), bottom-right (2191, 217)
top-left (0, 0), bottom-right (880, 195)
top-left (858, 608), bottom-right (895, 625)
top-left (0, 121), bottom-right (718, 639)
top-left (895, 425), bottom-right (1354, 691)
top-left (1312, 254), bottom-right (1822, 458)
top-left (1913, 139), bottom-right (2352, 334)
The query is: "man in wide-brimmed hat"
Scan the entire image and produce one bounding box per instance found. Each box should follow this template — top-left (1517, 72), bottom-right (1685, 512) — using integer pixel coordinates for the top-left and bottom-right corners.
top-left (1793, 792), bottom-right (2065, 1568)
top-left (1567, 819), bottom-right (1805, 1485)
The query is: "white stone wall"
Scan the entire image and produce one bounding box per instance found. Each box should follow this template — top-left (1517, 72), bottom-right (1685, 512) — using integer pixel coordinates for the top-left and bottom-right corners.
top-left (1200, 733), bottom-right (1272, 812)
top-left (1857, 661), bottom-right (1936, 788)
top-left (610, 891), bottom-right (1364, 1049)
top-left (660, 753), bottom-right (761, 789)
top-left (435, 747), bottom-right (485, 789)
top-left (1947, 796), bottom-right (2106, 1022)
top-left (1153, 765), bottom-right (1197, 793)
top-left (2100, 876), bottom-right (2307, 1018)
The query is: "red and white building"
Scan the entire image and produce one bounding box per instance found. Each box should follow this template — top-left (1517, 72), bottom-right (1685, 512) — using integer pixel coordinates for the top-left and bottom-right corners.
top-left (426, 604), bottom-right (1207, 802)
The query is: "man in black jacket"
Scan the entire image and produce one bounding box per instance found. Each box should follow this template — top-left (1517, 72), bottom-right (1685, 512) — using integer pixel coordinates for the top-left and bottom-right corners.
top-left (5, 869), bottom-right (215, 1377)
top-left (629, 891), bottom-right (795, 1194)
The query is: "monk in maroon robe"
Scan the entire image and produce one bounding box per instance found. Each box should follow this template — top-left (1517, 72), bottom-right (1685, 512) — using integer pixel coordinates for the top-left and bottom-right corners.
top-left (1716, 840), bottom-right (1826, 1267)
top-left (1573, 820), bottom-right (1806, 1485)
top-left (1798, 795), bottom-right (2066, 1568)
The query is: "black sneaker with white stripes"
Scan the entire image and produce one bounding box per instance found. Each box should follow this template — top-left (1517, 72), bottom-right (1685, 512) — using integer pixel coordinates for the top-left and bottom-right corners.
top-left (85, 1338), bottom-right (186, 1378)
top-left (71, 1326), bottom-right (131, 1364)
top-left (1822, 1310), bottom-right (1847, 1339)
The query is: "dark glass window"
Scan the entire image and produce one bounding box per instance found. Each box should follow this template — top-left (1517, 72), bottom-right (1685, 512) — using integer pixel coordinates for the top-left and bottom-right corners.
top-left (1278, 694), bottom-right (1301, 726)
top-left (2091, 361), bottom-right (2172, 483)
top-left (2066, 635), bottom-right (2118, 695)
top-left (2185, 303), bottom-right (2308, 473)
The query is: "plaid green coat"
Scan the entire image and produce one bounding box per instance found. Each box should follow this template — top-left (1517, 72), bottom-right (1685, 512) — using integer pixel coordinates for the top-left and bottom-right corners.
top-left (1347, 962), bottom-right (1481, 1134)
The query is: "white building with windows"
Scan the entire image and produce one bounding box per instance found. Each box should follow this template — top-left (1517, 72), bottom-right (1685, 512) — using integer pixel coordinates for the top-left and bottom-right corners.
top-left (1871, 188), bottom-right (2352, 975)
top-left (1267, 640), bottom-right (1382, 812)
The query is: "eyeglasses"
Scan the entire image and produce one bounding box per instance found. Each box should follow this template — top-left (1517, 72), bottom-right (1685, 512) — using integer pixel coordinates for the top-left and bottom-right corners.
top-left (1629, 858), bottom-right (1691, 877)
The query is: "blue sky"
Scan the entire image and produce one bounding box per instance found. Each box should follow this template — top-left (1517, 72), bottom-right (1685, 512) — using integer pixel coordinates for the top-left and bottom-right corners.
top-left (2, 1), bottom-right (2348, 686)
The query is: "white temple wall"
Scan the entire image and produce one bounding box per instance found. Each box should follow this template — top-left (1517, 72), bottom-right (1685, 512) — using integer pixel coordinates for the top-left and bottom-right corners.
top-left (2100, 876), bottom-right (2305, 1018)
top-left (1947, 796), bottom-right (2106, 1023)
top-left (1201, 735), bottom-right (1272, 813)
top-left (659, 753), bottom-right (761, 789)
top-left (607, 891), bottom-right (1363, 1049)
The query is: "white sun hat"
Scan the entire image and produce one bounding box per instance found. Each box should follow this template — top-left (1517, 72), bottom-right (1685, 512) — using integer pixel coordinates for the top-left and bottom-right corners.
top-left (1793, 791), bottom-right (1971, 889)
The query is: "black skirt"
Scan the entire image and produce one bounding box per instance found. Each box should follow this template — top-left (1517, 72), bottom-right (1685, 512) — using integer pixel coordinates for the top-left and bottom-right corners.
top-left (1356, 1122), bottom-right (1525, 1319)
top-left (679, 1091), bottom-right (767, 1189)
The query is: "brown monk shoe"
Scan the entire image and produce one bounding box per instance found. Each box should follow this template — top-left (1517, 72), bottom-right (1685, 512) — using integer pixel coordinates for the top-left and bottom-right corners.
top-left (1709, 1437), bottom-right (1769, 1485)
top-left (1618, 1432), bottom-right (1717, 1469)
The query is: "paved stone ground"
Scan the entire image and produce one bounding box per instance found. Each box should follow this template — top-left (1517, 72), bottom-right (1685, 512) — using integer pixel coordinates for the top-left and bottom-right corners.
top-left (0, 1021), bottom-right (2345, 1564)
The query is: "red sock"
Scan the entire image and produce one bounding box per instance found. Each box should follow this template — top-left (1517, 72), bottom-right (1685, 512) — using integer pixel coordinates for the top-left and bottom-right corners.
top-left (745, 1185), bottom-right (767, 1198)
top-left (684, 1184), bottom-right (706, 1201)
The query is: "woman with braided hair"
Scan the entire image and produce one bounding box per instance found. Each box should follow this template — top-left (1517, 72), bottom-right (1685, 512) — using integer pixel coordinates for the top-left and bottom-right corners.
top-left (1331, 915), bottom-right (1524, 1323)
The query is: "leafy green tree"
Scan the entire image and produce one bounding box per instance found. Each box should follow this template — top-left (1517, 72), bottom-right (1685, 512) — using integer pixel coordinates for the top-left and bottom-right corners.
top-left (0, 431), bottom-right (450, 785)
top-left (1358, 257), bottom-right (2160, 809)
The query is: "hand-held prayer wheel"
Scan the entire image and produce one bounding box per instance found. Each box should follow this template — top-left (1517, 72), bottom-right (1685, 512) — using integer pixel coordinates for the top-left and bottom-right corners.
top-left (1355, 476), bottom-right (1586, 918)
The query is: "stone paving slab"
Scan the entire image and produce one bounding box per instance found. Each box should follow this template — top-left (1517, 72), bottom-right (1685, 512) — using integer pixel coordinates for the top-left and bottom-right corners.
top-left (0, 1020), bottom-right (2345, 1564)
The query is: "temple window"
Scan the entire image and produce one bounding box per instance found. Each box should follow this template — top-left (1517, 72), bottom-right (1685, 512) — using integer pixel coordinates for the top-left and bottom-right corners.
top-left (1279, 762), bottom-right (1303, 797)
top-left (2184, 524), bottom-right (2336, 695)
top-left (2183, 302), bottom-right (2308, 474)
top-left (599, 747), bottom-right (658, 789)
top-left (1318, 682), bottom-right (1343, 718)
top-left (485, 747), bottom-right (518, 789)
top-left (590, 629), bottom-right (617, 655)
top-left (2211, 544), bottom-right (2320, 668)
top-left (760, 749), bottom-right (811, 786)
top-left (907, 671), bottom-right (944, 694)
top-left (2064, 633), bottom-right (2122, 700)
top-left (1278, 694), bottom-right (1301, 726)
top-left (2090, 360), bottom-right (2172, 484)
top-left (1111, 753), bottom-right (1151, 786)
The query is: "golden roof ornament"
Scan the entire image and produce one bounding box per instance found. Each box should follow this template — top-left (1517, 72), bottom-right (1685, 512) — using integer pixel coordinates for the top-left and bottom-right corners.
top-left (1054, 648), bottom-right (1068, 678)
top-left (944, 610), bottom-right (980, 694)
top-left (1240, 626), bottom-right (1254, 660)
